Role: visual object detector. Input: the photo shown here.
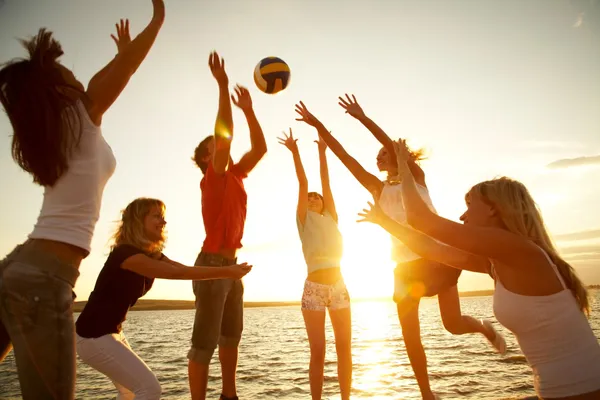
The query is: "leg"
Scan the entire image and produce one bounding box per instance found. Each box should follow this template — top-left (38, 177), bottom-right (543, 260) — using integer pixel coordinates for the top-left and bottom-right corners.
top-left (329, 307), bottom-right (352, 400)
top-left (302, 309), bottom-right (327, 400)
top-left (188, 277), bottom-right (230, 400)
top-left (438, 285), bottom-right (506, 354)
top-left (0, 261), bottom-right (76, 400)
top-left (397, 297), bottom-right (436, 400)
top-left (437, 285), bottom-right (488, 336)
top-left (219, 279), bottom-right (244, 399)
top-left (76, 333), bottom-right (161, 400)
top-left (0, 318), bottom-right (12, 362)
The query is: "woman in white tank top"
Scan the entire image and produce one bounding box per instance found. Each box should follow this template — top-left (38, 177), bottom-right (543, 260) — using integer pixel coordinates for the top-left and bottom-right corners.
top-left (279, 129), bottom-right (352, 400)
top-left (295, 99), bottom-right (505, 400)
top-left (0, 2), bottom-right (165, 399)
top-left (360, 141), bottom-right (600, 399)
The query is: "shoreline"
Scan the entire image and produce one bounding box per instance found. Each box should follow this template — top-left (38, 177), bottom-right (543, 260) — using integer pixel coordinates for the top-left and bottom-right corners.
top-left (73, 286), bottom-right (599, 312)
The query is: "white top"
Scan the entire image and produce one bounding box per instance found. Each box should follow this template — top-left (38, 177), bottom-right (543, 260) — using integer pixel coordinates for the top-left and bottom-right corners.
top-left (378, 181), bottom-right (437, 263)
top-left (492, 252), bottom-right (600, 398)
top-left (297, 211), bottom-right (343, 274)
top-left (29, 100), bottom-right (116, 253)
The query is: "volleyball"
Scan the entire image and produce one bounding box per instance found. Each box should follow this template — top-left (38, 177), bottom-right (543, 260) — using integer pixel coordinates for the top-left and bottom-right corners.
top-left (253, 57), bottom-right (290, 94)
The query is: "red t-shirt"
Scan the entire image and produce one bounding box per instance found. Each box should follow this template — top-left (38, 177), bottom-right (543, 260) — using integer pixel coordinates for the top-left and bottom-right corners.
top-left (201, 162), bottom-right (248, 253)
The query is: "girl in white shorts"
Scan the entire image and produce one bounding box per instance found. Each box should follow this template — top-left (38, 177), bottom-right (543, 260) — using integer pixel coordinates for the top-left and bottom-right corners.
top-left (278, 128), bottom-right (351, 400)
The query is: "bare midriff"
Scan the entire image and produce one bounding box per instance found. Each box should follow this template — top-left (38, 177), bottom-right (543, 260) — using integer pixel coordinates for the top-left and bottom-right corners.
top-left (307, 267), bottom-right (342, 285)
top-left (217, 247), bottom-right (238, 260)
top-left (27, 238), bottom-right (86, 267)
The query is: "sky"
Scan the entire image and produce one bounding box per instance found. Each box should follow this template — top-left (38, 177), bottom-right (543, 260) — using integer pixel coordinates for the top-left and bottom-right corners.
top-left (1, 0), bottom-right (599, 302)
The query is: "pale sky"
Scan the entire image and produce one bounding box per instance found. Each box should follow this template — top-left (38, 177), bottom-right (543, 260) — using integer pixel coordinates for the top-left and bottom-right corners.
top-left (1, 0), bottom-right (599, 302)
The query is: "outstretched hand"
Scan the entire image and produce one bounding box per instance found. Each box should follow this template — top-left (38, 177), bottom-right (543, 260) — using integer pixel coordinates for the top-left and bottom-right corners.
top-left (394, 139), bottom-right (412, 165)
top-left (111, 19), bottom-right (131, 54)
top-left (227, 262), bottom-right (253, 280)
top-left (231, 85), bottom-right (252, 111)
top-left (209, 51), bottom-right (228, 86)
top-left (357, 201), bottom-right (387, 225)
top-left (295, 102), bottom-right (322, 127)
top-left (315, 135), bottom-right (327, 152)
top-left (277, 128), bottom-right (299, 152)
top-left (338, 93), bottom-right (365, 119)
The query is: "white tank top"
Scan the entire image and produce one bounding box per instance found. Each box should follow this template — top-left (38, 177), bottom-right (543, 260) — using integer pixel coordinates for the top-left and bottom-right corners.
top-left (378, 181), bottom-right (437, 263)
top-left (492, 253), bottom-right (600, 398)
top-left (29, 100), bottom-right (116, 253)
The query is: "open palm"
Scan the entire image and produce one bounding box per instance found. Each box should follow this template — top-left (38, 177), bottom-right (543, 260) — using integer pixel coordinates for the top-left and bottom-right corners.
top-left (231, 85), bottom-right (252, 111)
top-left (294, 102), bottom-right (321, 127)
top-left (357, 201), bottom-right (386, 225)
top-left (338, 93), bottom-right (365, 119)
top-left (277, 128), bottom-right (298, 152)
top-left (111, 19), bottom-right (131, 54)
top-left (209, 51), bottom-right (228, 86)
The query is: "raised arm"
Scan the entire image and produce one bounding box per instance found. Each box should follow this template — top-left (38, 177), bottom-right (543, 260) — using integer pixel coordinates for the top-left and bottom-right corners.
top-left (393, 141), bottom-right (542, 268)
top-left (85, 0), bottom-right (165, 126)
top-left (339, 93), bottom-right (395, 154)
top-left (358, 201), bottom-right (490, 273)
top-left (316, 136), bottom-right (338, 222)
top-left (340, 94), bottom-right (427, 186)
top-left (209, 52), bottom-right (234, 174)
top-left (278, 129), bottom-right (309, 225)
top-left (232, 85), bottom-right (267, 175)
top-left (121, 254), bottom-right (252, 280)
top-left (295, 101), bottom-right (382, 196)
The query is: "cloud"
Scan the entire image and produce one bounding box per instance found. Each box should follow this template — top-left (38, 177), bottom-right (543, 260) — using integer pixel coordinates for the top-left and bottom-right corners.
top-left (574, 12), bottom-right (584, 28)
top-left (555, 229), bottom-right (600, 242)
top-left (560, 244), bottom-right (600, 256)
top-left (546, 155), bottom-right (600, 169)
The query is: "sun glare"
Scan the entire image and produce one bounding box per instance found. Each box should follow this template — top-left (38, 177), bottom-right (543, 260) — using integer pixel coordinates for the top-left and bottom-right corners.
top-left (340, 222), bottom-right (395, 300)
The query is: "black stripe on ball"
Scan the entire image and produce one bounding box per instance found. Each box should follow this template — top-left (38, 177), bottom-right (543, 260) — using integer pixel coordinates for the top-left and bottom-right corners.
top-left (263, 71), bottom-right (290, 93)
top-left (260, 57), bottom-right (287, 68)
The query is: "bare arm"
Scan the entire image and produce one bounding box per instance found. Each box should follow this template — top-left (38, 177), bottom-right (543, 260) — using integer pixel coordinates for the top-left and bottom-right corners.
top-left (395, 145), bottom-right (542, 267)
top-left (233, 86), bottom-right (267, 175)
top-left (85, 0), bottom-right (165, 125)
top-left (317, 139), bottom-right (338, 222)
top-left (208, 52), bottom-right (234, 175)
top-left (278, 130), bottom-right (308, 225)
top-left (358, 203), bottom-right (490, 273)
top-left (339, 94), bottom-right (397, 162)
top-left (121, 254), bottom-right (252, 280)
top-left (340, 94), bottom-right (427, 187)
top-left (295, 102), bottom-right (382, 196)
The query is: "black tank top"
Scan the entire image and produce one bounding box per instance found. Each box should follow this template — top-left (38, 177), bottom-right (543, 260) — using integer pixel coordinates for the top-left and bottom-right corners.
top-left (76, 244), bottom-right (157, 338)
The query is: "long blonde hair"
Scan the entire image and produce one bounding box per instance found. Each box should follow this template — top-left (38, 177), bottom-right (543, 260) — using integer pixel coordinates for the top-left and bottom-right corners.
top-left (469, 177), bottom-right (589, 315)
top-left (111, 198), bottom-right (166, 255)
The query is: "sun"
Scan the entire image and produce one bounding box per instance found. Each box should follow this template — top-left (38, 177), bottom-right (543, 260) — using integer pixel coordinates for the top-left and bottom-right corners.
top-left (339, 221), bottom-right (396, 300)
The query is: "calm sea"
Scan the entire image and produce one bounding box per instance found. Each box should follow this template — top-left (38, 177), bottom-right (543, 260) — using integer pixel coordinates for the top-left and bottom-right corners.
top-left (1, 292), bottom-right (599, 399)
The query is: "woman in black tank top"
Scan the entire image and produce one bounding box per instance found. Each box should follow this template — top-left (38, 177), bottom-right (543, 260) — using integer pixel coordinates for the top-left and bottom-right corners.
top-left (75, 198), bottom-right (251, 399)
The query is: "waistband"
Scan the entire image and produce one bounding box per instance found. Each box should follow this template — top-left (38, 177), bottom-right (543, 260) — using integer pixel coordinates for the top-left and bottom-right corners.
top-left (304, 278), bottom-right (346, 289)
top-left (2, 241), bottom-right (80, 287)
top-left (198, 252), bottom-right (237, 266)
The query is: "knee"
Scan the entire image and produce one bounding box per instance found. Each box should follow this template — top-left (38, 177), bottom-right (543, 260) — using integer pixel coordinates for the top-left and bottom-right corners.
top-left (441, 318), bottom-right (463, 335)
top-left (137, 376), bottom-right (162, 399)
top-left (334, 337), bottom-right (351, 352)
top-left (309, 343), bottom-right (326, 363)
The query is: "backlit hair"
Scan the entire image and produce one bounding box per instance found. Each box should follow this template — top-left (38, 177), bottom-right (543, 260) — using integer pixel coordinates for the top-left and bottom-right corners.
top-left (0, 28), bottom-right (83, 187)
top-left (469, 177), bottom-right (589, 315)
top-left (192, 135), bottom-right (214, 174)
top-left (111, 198), bottom-right (166, 254)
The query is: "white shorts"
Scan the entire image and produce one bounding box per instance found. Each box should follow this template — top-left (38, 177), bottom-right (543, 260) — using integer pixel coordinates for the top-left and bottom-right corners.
top-left (301, 279), bottom-right (350, 312)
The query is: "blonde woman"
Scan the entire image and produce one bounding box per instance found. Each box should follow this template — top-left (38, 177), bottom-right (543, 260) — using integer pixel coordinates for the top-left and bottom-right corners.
top-left (359, 141), bottom-right (600, 399)
top-left (76, 198), bottom-right (252, 400)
